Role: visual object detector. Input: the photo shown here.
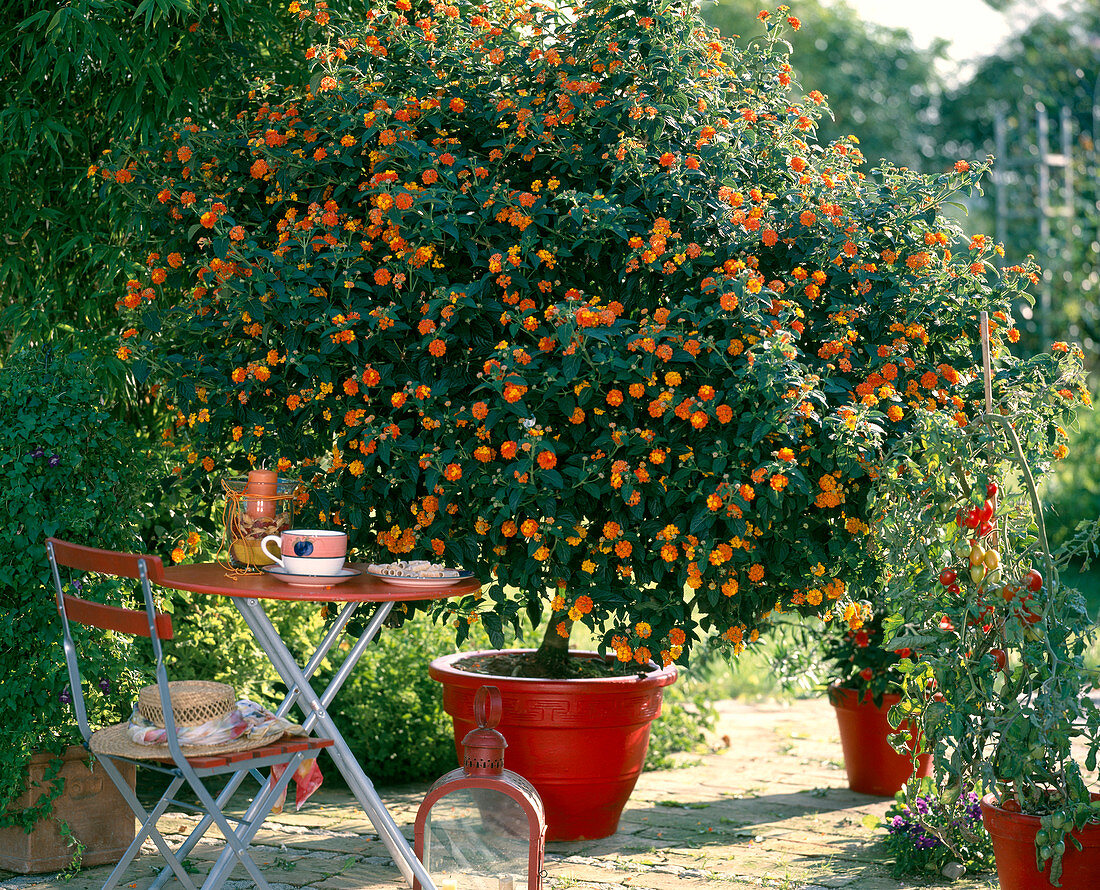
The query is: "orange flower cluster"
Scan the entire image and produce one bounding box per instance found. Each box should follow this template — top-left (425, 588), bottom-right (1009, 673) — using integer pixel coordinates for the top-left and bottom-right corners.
top-left (106, 1), bottom-right (1087, 666)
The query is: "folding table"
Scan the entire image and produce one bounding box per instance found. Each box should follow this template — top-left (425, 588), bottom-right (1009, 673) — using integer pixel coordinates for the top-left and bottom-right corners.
top-left (159, 562), bottom-right (482, 890)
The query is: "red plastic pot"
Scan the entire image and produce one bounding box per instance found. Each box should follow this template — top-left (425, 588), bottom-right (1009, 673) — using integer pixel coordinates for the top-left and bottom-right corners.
top-left (828, 685), bottom-right (931, 797)
top-left (429, 649), bottom-right (677, 841)
top-left (981, 794), bottom-right (1100, 889)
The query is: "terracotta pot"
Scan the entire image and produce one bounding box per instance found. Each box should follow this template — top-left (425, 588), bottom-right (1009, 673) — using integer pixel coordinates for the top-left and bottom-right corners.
top-left (981, 794), bottom-right (1100, 889)
top-left (0, 745), bottom-right (135, 874)
top-left (429, 649), bottom-right (677, 841)
top-left (828, 685), bottom-right (931, 797)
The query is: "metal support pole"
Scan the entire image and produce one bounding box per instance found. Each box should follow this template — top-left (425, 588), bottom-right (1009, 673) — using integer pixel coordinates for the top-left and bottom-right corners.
top-left (233, 597), bottom-right (438, 890)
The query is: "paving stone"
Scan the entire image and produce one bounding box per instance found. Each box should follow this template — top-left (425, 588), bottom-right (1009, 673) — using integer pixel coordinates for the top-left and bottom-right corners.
top-left (0, 698), bottom-right (998, 890)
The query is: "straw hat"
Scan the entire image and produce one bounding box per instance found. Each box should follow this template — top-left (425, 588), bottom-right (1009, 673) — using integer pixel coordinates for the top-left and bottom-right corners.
top-left (91, 680), bottom-right (277, 760)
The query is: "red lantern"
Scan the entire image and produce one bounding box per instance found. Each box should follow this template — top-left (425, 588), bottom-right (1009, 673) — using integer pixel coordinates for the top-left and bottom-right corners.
top-left (414, 686), bottom-right (545, 890)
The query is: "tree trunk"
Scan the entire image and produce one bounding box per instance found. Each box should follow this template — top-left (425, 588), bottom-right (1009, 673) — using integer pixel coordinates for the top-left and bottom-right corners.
top-left (533, 613), bottom-right (572, 678)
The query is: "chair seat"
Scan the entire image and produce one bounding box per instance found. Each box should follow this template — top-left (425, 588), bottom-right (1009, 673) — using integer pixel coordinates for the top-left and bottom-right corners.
top-left (186, 736), bottom-right (333, 769)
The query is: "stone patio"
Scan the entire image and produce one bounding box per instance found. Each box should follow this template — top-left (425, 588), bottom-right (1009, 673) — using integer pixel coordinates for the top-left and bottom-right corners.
top-left (0, 698), bottom-right (997, 890)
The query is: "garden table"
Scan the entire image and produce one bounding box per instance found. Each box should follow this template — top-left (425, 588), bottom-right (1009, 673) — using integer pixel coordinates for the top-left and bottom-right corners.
top-left (158, 562), bottom-right (482, 890)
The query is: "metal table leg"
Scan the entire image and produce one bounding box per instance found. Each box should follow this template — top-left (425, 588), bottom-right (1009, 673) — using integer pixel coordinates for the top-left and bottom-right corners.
top-left (234, 597), bottom-right (438, 890)
top-left (148, 602), bottom-right (369, 890)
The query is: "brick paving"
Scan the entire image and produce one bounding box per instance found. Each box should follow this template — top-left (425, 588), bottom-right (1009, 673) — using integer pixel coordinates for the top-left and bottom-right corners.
top-left (0, 698), bottom-right (997, 890)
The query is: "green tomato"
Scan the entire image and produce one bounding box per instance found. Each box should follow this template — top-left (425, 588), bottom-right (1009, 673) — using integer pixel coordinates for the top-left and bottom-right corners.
top-left (1036, 829), bottom-right (1050, 845)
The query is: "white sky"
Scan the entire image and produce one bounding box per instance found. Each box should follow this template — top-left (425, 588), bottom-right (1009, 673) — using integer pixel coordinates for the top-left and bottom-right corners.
top-left (829, 0), bottom-right (1070, 67)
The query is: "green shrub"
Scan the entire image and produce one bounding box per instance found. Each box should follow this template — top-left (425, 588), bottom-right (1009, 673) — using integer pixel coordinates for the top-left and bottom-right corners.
top-left (0, 345), bottom-right (154, 830)
top-left (105, 0), bottom-right (1046, 675)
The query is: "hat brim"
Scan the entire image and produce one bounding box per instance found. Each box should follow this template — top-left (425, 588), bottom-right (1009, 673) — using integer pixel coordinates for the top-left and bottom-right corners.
top-left (90, 721), bottom-right (282, 760)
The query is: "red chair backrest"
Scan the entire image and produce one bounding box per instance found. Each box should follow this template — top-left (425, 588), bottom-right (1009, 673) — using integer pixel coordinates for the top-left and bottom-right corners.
top-left (47, 537), bottom-right (166, 583)
top-left (61, 593), bottom-right (174, 639)
top-left (48, 537), bottom-right (173, 639)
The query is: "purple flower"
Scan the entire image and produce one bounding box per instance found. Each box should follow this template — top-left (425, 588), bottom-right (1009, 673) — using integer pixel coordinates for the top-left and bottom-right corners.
top-left (48, 454), bottom-right (61, 468)
top-left (98, 678), bottom-right (111, 694)
top-left (59, 687), bottom-right (72, 705)
top-left (29, 446), bottom-right (45, 460)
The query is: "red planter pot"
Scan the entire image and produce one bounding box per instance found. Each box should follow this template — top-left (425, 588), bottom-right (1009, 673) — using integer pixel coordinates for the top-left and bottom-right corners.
top-left (981, 794), bottom-right (1100, 889)
top-left (429, 649), bottom-right (677, 841)
top-left (828, 685), bottom-right (931, 797)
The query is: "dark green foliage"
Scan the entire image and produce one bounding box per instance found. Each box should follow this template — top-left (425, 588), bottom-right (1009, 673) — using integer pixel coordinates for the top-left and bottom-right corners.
top-left (0, 345), bottom-right (154, 829)
top-left (936, 3), bottom-right (1100, 362)
top-left (0, 0), bottom-right (392, 389)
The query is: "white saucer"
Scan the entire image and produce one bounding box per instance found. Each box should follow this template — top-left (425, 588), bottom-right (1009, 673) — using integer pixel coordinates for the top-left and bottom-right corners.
top-left (262, 566), bottom-right (361, 587)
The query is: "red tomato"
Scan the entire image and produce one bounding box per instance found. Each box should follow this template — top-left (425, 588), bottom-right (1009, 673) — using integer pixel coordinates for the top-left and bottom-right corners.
top-left (986, 481), bottom-right (999, 498)
top-left (979, 500), bottom-right (994, 523)
top-left (977, 520), bottom-right (994, 537)
top-left (939, 568), bottom-right (957, 586)
top-left (1025, 569), bottom-right (1043, 592)
top-left (990, 648), bottom-right (1008, 672)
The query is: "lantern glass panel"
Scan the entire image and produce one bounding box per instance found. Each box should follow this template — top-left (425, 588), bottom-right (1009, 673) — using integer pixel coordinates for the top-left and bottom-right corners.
top-left (421, 787), bottom-right (531, 890)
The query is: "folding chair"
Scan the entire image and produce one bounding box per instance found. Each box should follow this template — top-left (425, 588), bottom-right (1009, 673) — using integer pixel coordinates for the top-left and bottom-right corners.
top-left (47, 537), bottom-right (333, 890)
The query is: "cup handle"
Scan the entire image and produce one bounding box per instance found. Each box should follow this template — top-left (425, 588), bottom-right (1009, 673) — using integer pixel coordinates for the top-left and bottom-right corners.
top-left (259, 535), bottom-right (285, 568)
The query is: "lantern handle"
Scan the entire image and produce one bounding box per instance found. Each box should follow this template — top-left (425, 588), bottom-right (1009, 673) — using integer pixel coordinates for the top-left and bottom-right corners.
top-left (473, 685), bottom-right (502, 729)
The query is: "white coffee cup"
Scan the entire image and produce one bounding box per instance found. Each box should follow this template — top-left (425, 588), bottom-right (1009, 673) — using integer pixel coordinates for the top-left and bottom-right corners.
top-left (261, 529), bottom-right (347, 575)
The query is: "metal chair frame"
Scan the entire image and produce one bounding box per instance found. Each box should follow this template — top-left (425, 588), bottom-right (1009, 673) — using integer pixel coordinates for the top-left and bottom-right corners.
top-left (47, 537), bottom-right (333, 890)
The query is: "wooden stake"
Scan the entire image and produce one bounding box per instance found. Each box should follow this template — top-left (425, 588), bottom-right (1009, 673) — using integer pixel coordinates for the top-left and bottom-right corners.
top-left (980, 311), bottom-right (993, 415)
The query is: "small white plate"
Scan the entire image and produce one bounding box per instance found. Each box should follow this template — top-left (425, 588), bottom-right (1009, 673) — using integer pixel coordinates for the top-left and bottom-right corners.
top-left (366, 568), bottom-right (474, 587)
top-left (262, 566), bottom-right (361, 587)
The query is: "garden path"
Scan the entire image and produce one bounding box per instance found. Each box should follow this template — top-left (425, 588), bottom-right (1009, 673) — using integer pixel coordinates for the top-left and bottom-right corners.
top-left (0, 698), bottom-right (997, 890)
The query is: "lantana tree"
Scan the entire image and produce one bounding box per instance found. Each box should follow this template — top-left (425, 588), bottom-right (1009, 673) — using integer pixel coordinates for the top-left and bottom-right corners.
top-left (101, 0), bottom-right (1082, 675)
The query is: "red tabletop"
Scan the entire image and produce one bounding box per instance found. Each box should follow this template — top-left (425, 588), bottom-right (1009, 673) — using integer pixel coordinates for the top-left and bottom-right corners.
top-left (160, 562), bottom-right (482, 603)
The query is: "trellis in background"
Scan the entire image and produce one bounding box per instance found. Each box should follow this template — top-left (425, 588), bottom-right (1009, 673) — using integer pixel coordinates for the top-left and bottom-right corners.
top-left (986, 100), bottom-right (1100, 358)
